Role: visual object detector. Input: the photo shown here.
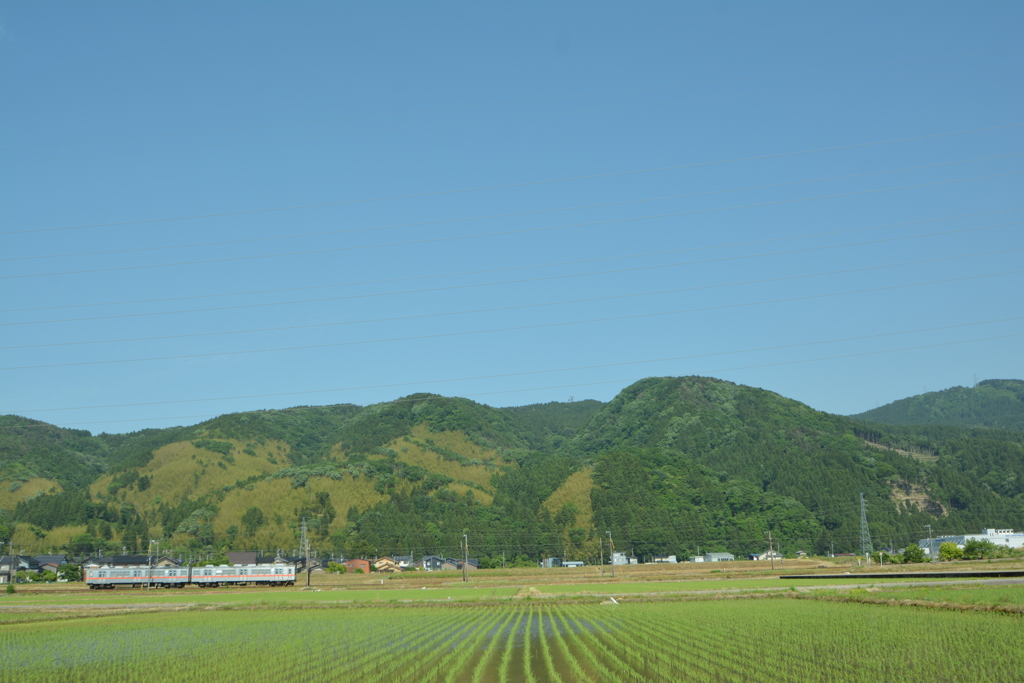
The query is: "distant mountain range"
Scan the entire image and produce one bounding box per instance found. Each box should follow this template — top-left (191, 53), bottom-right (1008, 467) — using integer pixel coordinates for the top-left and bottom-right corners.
top-left (2, 377), bottom-right (1022, 563)
top-left (852, 379), bottom-right (1024, 432)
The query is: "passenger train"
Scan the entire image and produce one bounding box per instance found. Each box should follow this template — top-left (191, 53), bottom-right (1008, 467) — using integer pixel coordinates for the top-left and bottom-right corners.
top-left (84, 563), bottom-right (297, 588)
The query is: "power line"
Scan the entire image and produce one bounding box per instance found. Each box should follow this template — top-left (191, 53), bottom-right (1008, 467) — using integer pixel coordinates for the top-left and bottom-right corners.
top-left (3, 331), bottom-right (1021, 427)
top-left (7, 316), bottom-right (1019, 413)
top-left (3, 123), bottom-right (1019, 236)
top-left (3, 270), bottom-right (1019, 371)
top-left (5, 223), bottom-right (1018, 326)
top-left (7, 152), bottom-right (1019, 262)
top-left (5, 207), bottom-right (1019, 314)
top-left (5, 170), bottom-right (1021, 280)
top-left (4, 64), bottom-right (1016, 170)
top-left (5, 48), bottom-right (1012, 152)
top-left (4, 246), bottom-right (1018, 347)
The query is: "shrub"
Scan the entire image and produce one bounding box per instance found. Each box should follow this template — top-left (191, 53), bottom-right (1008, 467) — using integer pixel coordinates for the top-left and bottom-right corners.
top-left (939, 542), bottom-right (964, 561)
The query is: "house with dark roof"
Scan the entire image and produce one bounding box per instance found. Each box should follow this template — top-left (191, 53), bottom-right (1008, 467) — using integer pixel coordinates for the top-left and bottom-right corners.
top-left (227, 552), bottom-right (259, 566)
top-left (34, 555), bottom-right (70, 573)
top-left (1, 556), bottom-right (40, 582)
top-left (415, 555), bottom-right (444, 571)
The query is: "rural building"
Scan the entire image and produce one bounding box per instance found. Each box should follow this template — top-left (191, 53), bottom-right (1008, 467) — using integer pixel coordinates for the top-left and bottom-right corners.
top-left (704, 553), bottom-right (735, 562)
top-left (542, 557), bottom-right (563, 568)
top-left (688, 556), bottom-right (705, 563)
top-left (562, 560), bottom-right (585, 568)
top-left (375, 557), bottom-right (401, 572)
top-left (227, 552), bottom-right (258, 565)
top-left (415, 555), bottom-right (445, 571)
top-left (918, 528), bottom-right (1024, 555)
top-left (393, 555), bottom-right (413, 569)
top-left (344, 559), bottom-right (371, 574)
top-left (611, 552), bottom-right (637, 565)
top-left (33, 555), bottom-right (70, 573)
top-left (0, 556), bottom-right (39, 582)
top-left (651, 555), bottom-right (678, 563)
top-left (749, 551), bottom-right (783, 561)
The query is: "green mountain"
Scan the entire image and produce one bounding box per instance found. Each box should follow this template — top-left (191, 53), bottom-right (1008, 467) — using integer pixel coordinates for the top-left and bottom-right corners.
top-left (2, 378), bottom-right (1022, 562)
top-left (851, 379), bottom-right (1024, 431)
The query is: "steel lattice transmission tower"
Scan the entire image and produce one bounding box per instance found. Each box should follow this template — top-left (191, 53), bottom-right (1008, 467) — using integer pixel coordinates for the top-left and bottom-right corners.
top-left (859, 492), bottom-right (873, 557)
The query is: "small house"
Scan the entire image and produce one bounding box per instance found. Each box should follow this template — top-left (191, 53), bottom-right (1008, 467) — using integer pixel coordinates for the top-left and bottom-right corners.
top-left (749, 551), bottom-right (783, 561)
top-left (704, 552), bottom-right (735, 562)
top-left (375, 557), bottom-right (401, 573)
top-left (344, 559), bottom-right (371, 574)
top-left (542, 558), bottom-right (563, 568)
top-left (651, 555), bottom-right (677, 564)
top-left (562, 560), bottom-right (585, 568)
top-left (415, 555), bottom-right (444, 571)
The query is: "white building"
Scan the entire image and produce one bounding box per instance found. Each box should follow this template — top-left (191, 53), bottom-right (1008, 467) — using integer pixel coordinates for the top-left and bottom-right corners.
top-left (918, 528), bottom-right (1024, 555)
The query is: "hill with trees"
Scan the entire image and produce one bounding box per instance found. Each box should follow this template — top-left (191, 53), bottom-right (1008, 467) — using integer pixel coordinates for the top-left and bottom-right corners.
top-left (851, 379), bottom-right (1024, 431)
top-left (2, 378), bottom-right (1022, 563)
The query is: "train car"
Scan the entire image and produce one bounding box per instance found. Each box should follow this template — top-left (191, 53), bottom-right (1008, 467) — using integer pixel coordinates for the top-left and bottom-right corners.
top-left (85, 564), bottom-right (187, 589)
top-left (191, 564), bottom-right (296, 587)
top-left (85, 563), bottom-right (296, 588)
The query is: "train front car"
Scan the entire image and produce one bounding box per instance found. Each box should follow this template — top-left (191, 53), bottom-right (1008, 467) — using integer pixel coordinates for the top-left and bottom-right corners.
top-left (84, 564), bottom-right (187, 589)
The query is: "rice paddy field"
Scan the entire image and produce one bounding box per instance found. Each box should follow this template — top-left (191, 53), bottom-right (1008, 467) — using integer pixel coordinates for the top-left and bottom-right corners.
top-left (3, 595), bottom-right (1023, 682)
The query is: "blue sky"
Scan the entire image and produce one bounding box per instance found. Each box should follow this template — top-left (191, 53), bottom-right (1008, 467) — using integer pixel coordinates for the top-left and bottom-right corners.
top-left (1, 2), bottom-right (1022, 434)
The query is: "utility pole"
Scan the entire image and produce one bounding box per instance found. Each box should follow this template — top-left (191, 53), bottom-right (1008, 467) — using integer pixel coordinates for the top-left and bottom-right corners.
top-left (599, 537), bottom-right (604, 577)
top-left (301, 518), bottom-right (310, 587)
top-left (148, 540), bottom-right (158, 590)
top-left (765, 530), bottom-right (775, 570)
top-left (925, 524), bottom-right (935, 562)
top-left (607, 531), bottom-right (615, 578)
top-left (462, 534), bottom-right (469, 583)
top-left (859, 492), bottom-right (873, 562)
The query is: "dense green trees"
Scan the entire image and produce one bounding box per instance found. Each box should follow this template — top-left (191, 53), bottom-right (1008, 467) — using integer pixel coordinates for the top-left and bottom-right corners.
top-left (3, 376), bottom-right (1023, 560)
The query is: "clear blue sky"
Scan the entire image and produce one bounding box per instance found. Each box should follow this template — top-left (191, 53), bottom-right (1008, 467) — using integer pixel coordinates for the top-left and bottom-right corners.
top-left (1, 2), bottom-right (1022, 434)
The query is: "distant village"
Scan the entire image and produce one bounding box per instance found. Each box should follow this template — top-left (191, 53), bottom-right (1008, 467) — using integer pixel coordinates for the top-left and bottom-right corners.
top-left (4, 527), bottom-right (1022, 583)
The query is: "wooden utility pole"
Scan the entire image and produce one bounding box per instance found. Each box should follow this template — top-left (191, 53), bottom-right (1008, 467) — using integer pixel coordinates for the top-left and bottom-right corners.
top-left (301, 518), bottom-right (310, 587)
top-left (765, 530), bottom-right (775, 570)
top-left (607, 531), bottom-right (615, 578)
top-left (599, 537), bottom-right (604, 577)
top-left (462, 534), bottom-right (469, 583)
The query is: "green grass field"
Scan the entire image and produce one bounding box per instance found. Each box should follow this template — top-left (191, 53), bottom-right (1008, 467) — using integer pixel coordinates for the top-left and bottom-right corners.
top-left (3, 598), bottom-right (1022, 682)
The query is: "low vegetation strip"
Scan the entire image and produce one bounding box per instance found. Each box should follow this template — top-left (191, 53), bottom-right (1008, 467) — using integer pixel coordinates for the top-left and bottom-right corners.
top-left (2, 599), bottom-right (1022, 682)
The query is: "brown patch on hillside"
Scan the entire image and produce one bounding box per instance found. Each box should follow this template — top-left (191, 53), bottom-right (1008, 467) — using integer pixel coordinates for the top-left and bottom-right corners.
top-left (864, 439), bottom-right (938, 462)
top-left (891, 482), bottom-right (947, 516)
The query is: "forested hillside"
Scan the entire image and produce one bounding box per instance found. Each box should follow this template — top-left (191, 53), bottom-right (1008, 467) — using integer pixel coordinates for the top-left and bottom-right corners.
top-left (851, 379), bottom-right (1024, 431)
top-left (2, 377), bottom-right (1022, 563)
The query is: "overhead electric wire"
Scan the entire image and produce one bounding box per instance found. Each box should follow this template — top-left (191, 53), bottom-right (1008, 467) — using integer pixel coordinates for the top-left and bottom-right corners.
top-left (7, 316), bottom-right (1020, 414)
top-left (3, 245), bottom-right (1019, 348)
top-left (7, 152), bottom-right (1020, 263)
top-left (6, 207), bottom-right (1020, 314)
top-left (4, 170), bottom-right (1021, 281)
top-left (5, 48), bottom-right (1011, 152)
top-left (2, 123), bottom-right (1019, 236)
top-left (2, 269), bottom-right (1019, 371)
top-left (6, 330), bottom-right (1021, 428)
top-left (5, 220), bottom-right (1018, 326)
top-left (3, 66), bottom-right (1013, 167)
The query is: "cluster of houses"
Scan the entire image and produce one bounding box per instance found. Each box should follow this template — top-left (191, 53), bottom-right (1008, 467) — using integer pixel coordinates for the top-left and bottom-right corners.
top-left (0, 554), bottom-right (76, 582)
top-left (332, 555), bottom-right (480, 574)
